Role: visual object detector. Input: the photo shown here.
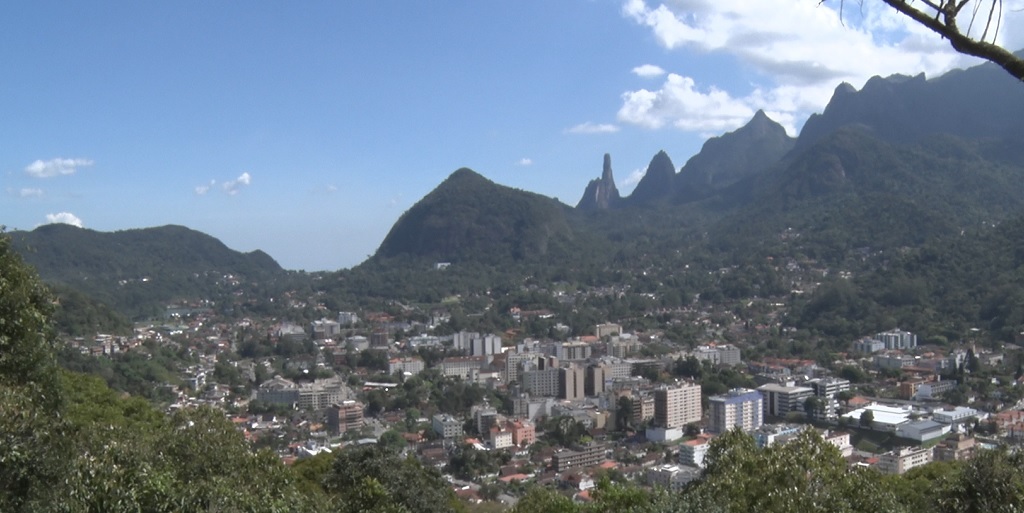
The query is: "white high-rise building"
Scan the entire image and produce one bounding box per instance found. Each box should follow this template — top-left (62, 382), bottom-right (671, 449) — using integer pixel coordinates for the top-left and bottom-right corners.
top-left (708, 388), bottom-right (763, 433)
top-left (654, 382), bottom-right (702, 429)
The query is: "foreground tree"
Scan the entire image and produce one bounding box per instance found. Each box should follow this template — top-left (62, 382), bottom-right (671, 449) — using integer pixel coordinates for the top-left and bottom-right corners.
top-left (842, 0), bottom-right (1024, 81)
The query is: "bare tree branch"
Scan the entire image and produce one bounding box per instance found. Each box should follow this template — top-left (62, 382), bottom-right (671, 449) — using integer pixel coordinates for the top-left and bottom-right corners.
top-left (877, 0), bottom-right (1024, 81)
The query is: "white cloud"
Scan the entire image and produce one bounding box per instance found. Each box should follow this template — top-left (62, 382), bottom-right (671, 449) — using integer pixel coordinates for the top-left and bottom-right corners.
top-left (11, 188), bottom-right (43, 198)
top-left (619, 0), bottom-right (981, 134)
top-left (194, 180), bottom-right (216, 195)
top-left (222, 172), bottom-right (252, 195)
top-left (632, 64), bottom-right (666, 77)
top-left (44, 212), bottom-right (84, 228)
top-left (326, 184), bottom-right (338, 193)
top-left (24, 158), bottom-right (94, 178)
top-left (619, 167), bottom-right (647, 190)
top-left (517, 158), bottom-right (533, 166)
top-left (566, 122), bottom-right (621, 134)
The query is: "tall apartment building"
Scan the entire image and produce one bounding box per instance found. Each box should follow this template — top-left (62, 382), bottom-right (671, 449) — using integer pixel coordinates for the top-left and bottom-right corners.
top-left (556, 341), bottom-right (592, 361)
top-left (807, 377), bottom-right (851, 398)
top-left (606, 335), bottom-right (640, 358)
top-left (585, 364), bottom-right (607, 397)
top-left (654, 383), bottom-right (702, 429)
top-left (504, 351), bottom-right (538, 385)
top-left (631, 394), bottom-right (655, 425)
top-left (476, 407), bottom-right (498, 436)
top-left (708, 388), bottom-right (763, 433)
top-left (876, 329), bottom-right (917, 350)
top-left (560, 365), bottom-right (585, 401)
top-left (523, 368), bottom-right (561, 397)
top-left (758, 383), bottom-right (814, 419)
top-left (327, 400), bottom-right (364, 435)
top-left (337, 311), bottom-right (360, 326)
top-left (453, 331), bottom-right (502, 356)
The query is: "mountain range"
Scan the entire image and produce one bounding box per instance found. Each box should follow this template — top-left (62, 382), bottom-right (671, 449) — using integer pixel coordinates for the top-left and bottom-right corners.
top-left (11, 56), bottom-right (1024, 325)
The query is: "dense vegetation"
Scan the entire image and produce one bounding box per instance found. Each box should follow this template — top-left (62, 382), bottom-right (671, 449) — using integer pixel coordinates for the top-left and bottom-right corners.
top-left (10, 224), bottom-right (287, 320)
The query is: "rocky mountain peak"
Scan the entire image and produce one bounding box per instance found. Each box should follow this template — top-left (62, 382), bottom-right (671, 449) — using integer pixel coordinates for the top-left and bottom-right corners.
top-left (576, 153), bottom-right (621, 210)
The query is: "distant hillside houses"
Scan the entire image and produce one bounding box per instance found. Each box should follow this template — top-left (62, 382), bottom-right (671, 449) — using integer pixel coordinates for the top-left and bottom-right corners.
top-left (854, 329), bottom-right (917, 353)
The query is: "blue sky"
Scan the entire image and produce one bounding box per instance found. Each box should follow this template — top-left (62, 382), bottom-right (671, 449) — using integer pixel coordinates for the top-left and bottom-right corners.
top-left (2, 1), bottom-right (1019, 270)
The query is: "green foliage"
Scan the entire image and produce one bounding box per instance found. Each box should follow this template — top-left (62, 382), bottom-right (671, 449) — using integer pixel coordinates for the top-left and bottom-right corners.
top-left (324, 444), bottom-right (463, 513)
top-left (0, 233), bottom-right (60, 405)
top-left (10, 224), bottom-right (287, 320)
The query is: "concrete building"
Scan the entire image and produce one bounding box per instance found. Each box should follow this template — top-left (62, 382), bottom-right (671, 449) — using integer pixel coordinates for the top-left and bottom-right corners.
top-left (523, 368), bottom-right (561, 397)
top-left (552, 443), bottom-right (607, 472)
top-left (873, 353), bottom-right (917, 370)
top-left (488, 426), bottom-right (513, 449)
top-left (606, 335), bottom-right (640, 359)
top-left (876, 329), bottom-right (917, 350)
top-left (595, 323), bottom-right (622, 339)
top-left (631, 394), bottom-right (655, 426)
top-left (256, 376), bottom-right (301, 406)
top-left (646, 464), bottom-right (701, 491)
top-left (311, 318), bottom-right (342, 340)
top-left (877, 446), bottom-right (933, 475)
top-left (505, 351), bottom-right (539, 385)
top-left (708, 388), bottom-right (763, 433)
top-left (453, 331), bottom-right (502, 356)
top-left (337, 311), bottom-right (359, 326)
top-left (853, 337), bottom-right (885, 353)
top-left (327, 400), bottom-right (364, 435)
top-left (585, 364), bottom-right (607, 397)
top-left (388, 357), bottom-right (425, 376)
top-left (896, 420), bottom-right (950, 443)
top-left (934, 433), bottom-right (977, 462)
top-left (678, 436), bottom-right (713, 468)
top-left (841, 403), bottom-right (912, 432)
top-left (757, 383), bottom-right (813, 419)
top-left (807, 377), bottom-right (851, 398)
top-left (440, 356), bottom-right (485, 380)
top-left (476, 407), bottom-right (498, 436)
top-left (509, 419), bottom-right (536, 447)
top-left (931, 406), bottom-right (979, 426)
top-left (560, 365), bottom-right (586, 401)
top-left (556, 341), bottom-right (592, 361)
top-left (654, 383), bottom-right (702, 429)
top-left (432, 414), bottom-right (463, 439)
top-left (257, 376), bottom-right (345, 410)
top-left (692, 344), bottom-right (742, 366)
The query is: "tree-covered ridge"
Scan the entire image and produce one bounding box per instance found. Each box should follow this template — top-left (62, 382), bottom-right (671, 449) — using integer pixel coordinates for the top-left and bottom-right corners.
top-left (10, 223), bottom-right (288, 320)
top-left (375, 167), bottom-right (578, 264)
top-left (706, 127), bottom-right (1024, 266)
top-left (796, 212), bottom-right (1024, 342)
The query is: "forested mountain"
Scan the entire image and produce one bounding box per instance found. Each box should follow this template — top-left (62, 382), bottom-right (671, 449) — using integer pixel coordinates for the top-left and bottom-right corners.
top-left (675, 109), bottom-right (795, 202)
top-left (374, 168), bottom-right (578, 264)
top-left (15, 56), bottom-right (1024, 326)
top-left (10, 224), bottom-right (286, 320)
